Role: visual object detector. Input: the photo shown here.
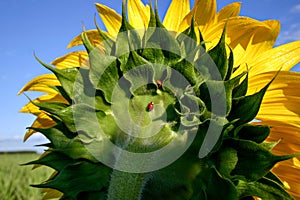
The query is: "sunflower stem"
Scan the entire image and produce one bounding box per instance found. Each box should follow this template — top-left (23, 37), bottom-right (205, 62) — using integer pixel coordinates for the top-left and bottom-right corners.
top-left (107, 170), bottom-right (149, 200)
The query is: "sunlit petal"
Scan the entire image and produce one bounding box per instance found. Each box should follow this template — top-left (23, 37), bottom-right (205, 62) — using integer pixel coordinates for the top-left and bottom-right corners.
top-left (95, 3), bottom-right (122, 36)
top-left (18, 74), bottom-right (60, 95)
top-left (179, 0), bottom-right (216, 32)
top-left (216, 2), bottom-right (241, 21)
top-left (128, 0), bottom-right (150, 29)
top-left (203, 17), bottom-right (269, 51)
top-left (20, 94), bottom-right (68, 115)
top-left (249, 71), bottom-right (300, 135)
top-left (163, 0), bottom-right (190, 32)
top-left (232, 20), bottom-right (280, 74)
top-left (250, 40), bottom-right (300, 74)
top-left (67, 30), bottom-right (111, 49)
top-left (24, 113), bottom-right (56, 141)
top-left (51, 51), bottom-right (89, 69)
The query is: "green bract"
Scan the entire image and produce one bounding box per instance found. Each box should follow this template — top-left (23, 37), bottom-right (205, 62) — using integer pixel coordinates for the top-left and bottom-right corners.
top-left (24, 2), bottom-right (296, 200)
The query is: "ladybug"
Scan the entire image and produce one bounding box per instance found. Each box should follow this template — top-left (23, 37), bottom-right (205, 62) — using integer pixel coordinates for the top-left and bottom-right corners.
top-left (156, 80), bottom-right (162, 88)
top-left (147, 102), bottom-right (154, 111)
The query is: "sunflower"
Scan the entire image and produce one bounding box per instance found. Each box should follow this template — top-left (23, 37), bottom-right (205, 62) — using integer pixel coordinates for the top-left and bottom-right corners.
top-left (19, 0), bottom-right (300, 199)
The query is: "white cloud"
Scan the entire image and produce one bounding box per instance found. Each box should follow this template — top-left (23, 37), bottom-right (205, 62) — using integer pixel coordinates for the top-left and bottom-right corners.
top-left (276, 23), bottom-right (300, 45)
top-left (290, 4), bottom-right (300, 13)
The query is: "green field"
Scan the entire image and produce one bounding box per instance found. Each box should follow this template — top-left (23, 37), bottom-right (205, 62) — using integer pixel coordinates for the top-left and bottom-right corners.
top-left (0, 152), bottom-right (55, 200)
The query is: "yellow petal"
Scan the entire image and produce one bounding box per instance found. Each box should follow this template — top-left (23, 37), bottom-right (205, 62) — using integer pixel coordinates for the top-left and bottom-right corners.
top-left (216, 2), bottom-right (241, 21)
top-left (226, 17), bottom-right (270, 46)
top-left (67, 30), bottom-right (111, 49)
top-left (232, 20), bottom-right (280, 75)
top-left (194, 0), bottom-right (216, 28)
top-left (178, 0), bottom-right (216, 32)
top-left (20, 94), bottom-right (68, 115)
top-left (250, 40), bottom-right (300, 74)
top-left (294, 157), bottom-right (300, 168)
top-left (24, 113), bottom-right (56, 141)
top-left (255, 121), bottom-right (300, 197)
top-left (163, 0), bottom-right (190, 32)
top-left (18, 74), bottom-right (60, 95)
top-left (248, 71), bottom-right (300, 129)
top-left (263, 122), bottom-right (300, 154)
top-left (95, 3), bottom-right (122, 36)
top-left (202, 17), bottom-right (269, 52)
top-left (51, 51), bottom-right (89, 69)
top-left (128, 0), bottom-right (150, 29)
top-left (272, 159), bottom-right (300, 199)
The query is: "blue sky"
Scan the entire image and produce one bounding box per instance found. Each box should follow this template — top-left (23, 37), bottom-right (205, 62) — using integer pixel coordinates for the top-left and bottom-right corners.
top-left (1, 0), bottom-right (300, 151)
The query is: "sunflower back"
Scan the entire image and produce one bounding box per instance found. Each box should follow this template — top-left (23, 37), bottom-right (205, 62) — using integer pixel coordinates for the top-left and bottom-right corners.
top-left (22, 1), bottom-right (296, 200)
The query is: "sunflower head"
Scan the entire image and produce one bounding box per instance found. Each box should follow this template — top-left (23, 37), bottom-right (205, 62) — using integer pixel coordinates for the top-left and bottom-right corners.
top-left (20, 1), bottom-right (299, 199)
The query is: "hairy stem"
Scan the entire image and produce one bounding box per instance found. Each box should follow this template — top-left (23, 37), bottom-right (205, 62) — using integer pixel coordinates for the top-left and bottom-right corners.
top-left (107, 170), bottom-right (149, 200)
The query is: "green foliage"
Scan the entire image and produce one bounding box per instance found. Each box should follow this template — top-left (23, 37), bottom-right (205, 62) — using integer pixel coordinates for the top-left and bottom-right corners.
top-left (0, 153), bottom-right (54, 200)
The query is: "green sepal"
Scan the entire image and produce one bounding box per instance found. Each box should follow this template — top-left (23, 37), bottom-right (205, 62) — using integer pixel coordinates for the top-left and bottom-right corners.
top-left (94, 15), bottom-right (114, 55)
top-left (224, 138), bottom-right (296, 182)
top-left (120, 50), bottom-right (150, 74)
top-left (34, 103), bottom-right (94, 134)
top-left (260, 140), bottom-right (281, 150)
top-left (119, 0), bottom-right (135, 32)
top-left (207, 25), bottom-right (228, 80)
top-left (23, 151), bottom-right (75, 171)
top-left (154, 0), bottom-right (164, 29)
top-left (114, 0), bottom-right (142, 55)
top-left (232, 72), bottom-right (248, 98)
top-left (180, 15), bottom-right (197, 42)
top-left (177, 16), bottom-right (197, 58)
top-left (142, 5), bottom-right (181, 65)
top-left (199, 72), bottom-right (244, 116)
top-left (115, 25), bottom-right (141, 58)
top-left (212, 147), bottom-right (238, 178)
top-left (236, 177), bottom-right (294, 200)
top-left (141, 43), bottom-right (165, 64)
top-left (54, 86), bottom-right (72, 104)
top-left (44, 105), bottom-right (77, 132)
top-left (73, 68), bottom-right (111, 111)
top-left (35, 101), bottom-right (69, 116)
top-left (228, 77), bottom-right (272, 126)
top-left (196, 117), bottom-right (228, 158)
top-left (147, 2), bottom-right (156, 28)
top-left (35, 55), bottom-right (80, 99)
top-left (172, 59), bottom-right (199, 86)
top-left (81, 30), bottom-right (94, 53)
top-left (233, 124), bottom-right (270, 143)
top-left (225, 47), bottom-right (234, 80)
top-left (32, 161), bottom-right (111, 199)
top-left (88, 48), bottom-right (119, 103)
top-left (30, 123), bottom-right (98, 162)
top-left (192, 167), bottom-right (238, 200)
top-left (198, 29), bottom-right (207, 51)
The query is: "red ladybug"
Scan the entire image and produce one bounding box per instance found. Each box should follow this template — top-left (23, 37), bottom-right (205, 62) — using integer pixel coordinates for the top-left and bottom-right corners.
top-left (156, 80), bottom-right (162, 88)
top-left (147, 102), bottom-right (154, 111)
